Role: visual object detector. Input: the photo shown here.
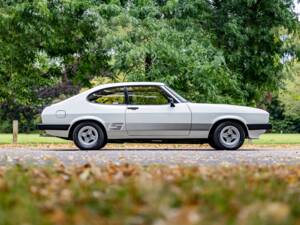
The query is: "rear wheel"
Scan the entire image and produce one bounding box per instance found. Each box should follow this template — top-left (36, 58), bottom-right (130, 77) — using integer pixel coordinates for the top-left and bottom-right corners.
top-left (73, 122), bottom-right (107, 150)
top-left (208, 138), bottom-right (217, 149)
top-left (211, 121), bottom-right (245, 150)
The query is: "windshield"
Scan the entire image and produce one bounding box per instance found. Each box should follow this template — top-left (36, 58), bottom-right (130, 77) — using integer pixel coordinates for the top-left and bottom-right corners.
top-left (164, 86), bottom-right (188, 103)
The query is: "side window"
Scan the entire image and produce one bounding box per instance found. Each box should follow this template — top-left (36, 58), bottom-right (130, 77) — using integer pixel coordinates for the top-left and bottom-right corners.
top-left (127, 86), bottom-right (169, 105)
top-left (87, 87), bottom-right (125, 105)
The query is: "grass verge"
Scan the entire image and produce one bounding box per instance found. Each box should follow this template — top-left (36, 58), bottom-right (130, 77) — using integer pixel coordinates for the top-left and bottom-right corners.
top-left (252, 133), bottom-right (300, 145)
top-left (0, 164), bottom-right (300, 225)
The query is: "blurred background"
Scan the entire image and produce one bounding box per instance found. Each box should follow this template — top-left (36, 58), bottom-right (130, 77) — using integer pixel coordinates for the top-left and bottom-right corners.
top-left (0, 0), bottom-right (299, 135)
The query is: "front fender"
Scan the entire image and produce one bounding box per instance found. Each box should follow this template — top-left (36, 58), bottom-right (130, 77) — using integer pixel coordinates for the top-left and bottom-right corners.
top-left (212, 115), bottom-right (248, 126)
top-left (209, 115), bottom-right (249, 136)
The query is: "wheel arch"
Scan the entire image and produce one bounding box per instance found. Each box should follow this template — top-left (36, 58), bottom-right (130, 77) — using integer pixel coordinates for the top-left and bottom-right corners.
top-left (208, 117), bottom-right (249, 138)
top-left (68, 118), bottom-right (107, 140)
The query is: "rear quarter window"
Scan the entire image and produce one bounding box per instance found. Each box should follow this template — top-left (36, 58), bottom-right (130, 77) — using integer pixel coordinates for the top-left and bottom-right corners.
top-left (87, 87), bottom-right (125, 105)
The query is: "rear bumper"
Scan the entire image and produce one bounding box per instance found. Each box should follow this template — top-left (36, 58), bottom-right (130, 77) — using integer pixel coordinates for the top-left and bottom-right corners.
top-left (37, 124), bottom-right (70, 130)
top-left (247, 123), bottom-right (272, 130)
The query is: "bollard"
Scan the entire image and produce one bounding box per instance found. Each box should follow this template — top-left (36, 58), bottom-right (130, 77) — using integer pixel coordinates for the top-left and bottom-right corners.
top-left (13, 120), bottom-right (18, 144)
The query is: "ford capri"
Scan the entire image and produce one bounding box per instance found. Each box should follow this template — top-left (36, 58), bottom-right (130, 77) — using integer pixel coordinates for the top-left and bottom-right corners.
top-left (38, 82), bottom-right (271, 150)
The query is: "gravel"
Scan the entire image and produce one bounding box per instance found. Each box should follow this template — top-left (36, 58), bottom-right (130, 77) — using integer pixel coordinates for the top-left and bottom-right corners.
top-left (1, 148), bottom-right (300, 166)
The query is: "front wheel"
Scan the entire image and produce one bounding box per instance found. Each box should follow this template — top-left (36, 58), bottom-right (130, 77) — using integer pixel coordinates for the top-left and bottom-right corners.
top-left (73, 122), bottom-right (107, 150)
top-left (211, 121), bottom-right (245, 150)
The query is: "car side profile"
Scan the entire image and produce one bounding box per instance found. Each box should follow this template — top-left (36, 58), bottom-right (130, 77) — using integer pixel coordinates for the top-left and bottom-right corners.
top-left (38, 82), bottom-right (271, 150)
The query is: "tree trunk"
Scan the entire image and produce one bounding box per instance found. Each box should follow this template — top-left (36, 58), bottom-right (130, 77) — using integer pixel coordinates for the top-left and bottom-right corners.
top-left (145, 53), bottom-right (152, 80)
top-left (62, 65), bottom-right (68, 84)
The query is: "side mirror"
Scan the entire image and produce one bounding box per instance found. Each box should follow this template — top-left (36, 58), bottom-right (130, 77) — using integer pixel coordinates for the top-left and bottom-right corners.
top-left (168, 97), bottom-right (175, 107)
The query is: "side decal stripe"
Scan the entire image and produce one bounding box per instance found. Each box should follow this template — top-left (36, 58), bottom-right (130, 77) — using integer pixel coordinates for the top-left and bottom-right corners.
top-left (126, 123), bottom-right (211, 131)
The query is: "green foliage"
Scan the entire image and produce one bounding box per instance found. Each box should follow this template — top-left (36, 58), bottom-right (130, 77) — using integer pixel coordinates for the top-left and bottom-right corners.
top-left (279, 63), bottom-right (300, 118)
top-left (0, 0), bottom-right (110, 130)
top-left (265, 94), bottom-right (300, 133)
top-left (210, 0), bottom-right (298, 103)
top-left (100, 0), bottom-right (298, 104)
top-left (102, 1), bottom-right (244, 103)
top-left (265, 61), bottom-right (300, 133)
top-left (270, 117), bottom-right (300, 133)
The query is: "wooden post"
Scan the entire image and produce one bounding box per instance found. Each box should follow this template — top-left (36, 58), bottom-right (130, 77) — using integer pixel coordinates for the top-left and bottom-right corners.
top-left (13, 120), bottom-right (18, 144)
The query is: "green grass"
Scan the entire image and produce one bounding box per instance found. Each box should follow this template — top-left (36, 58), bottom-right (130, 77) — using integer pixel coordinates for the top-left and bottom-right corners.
top-left (252, 133), bottom-right (300, 145)
top-left (0, 164), bottom-right (300, 225)
top-left (0, 133), bottom-right (299, 145)
top-left (0, 133), bottom-right (69, 144)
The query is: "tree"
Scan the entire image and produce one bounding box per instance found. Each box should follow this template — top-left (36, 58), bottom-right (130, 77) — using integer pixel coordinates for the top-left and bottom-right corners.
top-left (0, 1), bottom-right (54, 130)
top-left (102, 0), bottom-right (244, 103)
top-left (101, 0), bottom-right (298, 104)
top-left (0, 0), bottom-right (110, 131)
top-left (210, 0), bottom-right (298, 104)
top-left (279, 62), bottom-right (300, 118)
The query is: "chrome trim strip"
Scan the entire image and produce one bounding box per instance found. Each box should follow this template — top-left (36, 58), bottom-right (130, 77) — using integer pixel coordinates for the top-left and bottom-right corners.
top-left (160, 86), bottom-right (181, 103)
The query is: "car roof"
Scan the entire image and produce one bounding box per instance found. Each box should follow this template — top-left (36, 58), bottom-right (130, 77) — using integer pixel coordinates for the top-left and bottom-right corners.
top-left (92, 82), bottom-right (165, 90)
top-left (75, 82), bottom-right (166, 98)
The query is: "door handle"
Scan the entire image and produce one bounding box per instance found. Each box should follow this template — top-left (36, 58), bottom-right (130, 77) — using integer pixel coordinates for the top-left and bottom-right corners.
top-left (127, 106), bottom-right (139, 110)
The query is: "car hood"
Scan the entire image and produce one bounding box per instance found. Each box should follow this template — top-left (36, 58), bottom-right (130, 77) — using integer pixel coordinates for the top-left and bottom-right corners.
top-left (187, 103), bottom-right (269, 115)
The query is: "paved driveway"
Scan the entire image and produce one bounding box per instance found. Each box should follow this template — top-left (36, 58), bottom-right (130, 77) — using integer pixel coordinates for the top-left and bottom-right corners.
top-left (1, 148), bottom-right (300, 166)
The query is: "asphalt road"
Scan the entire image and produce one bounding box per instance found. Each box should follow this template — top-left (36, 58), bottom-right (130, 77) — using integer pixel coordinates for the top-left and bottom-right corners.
top-left (1, 148), bottom-right (300, 166)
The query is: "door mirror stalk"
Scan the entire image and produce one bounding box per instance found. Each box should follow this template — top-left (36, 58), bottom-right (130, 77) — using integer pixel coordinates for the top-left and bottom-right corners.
top-left (168, 97), bottom-right (175, 107)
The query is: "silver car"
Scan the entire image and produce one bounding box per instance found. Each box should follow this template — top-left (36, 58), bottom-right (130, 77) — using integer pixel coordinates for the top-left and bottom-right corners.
top-left (38, 82), bottom-right (271, 150)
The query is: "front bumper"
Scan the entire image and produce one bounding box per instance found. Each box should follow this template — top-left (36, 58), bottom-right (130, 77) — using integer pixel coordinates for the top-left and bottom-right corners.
top-left (247, 124), bottom-right (272, 130)
top-left (37, 124), bottom-right (70, 130)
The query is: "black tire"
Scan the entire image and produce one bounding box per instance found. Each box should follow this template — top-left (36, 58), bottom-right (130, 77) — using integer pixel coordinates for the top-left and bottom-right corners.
top-left (208, 138), bottom-right (217, 149)
top-left (211, 121), bottom-right (245, 150)
top-left (73, 122), bottom-right (107, 150)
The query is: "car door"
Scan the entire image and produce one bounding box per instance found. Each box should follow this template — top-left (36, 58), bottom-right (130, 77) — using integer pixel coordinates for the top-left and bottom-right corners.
top-left (125, 85), bottom-right (191, 136)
